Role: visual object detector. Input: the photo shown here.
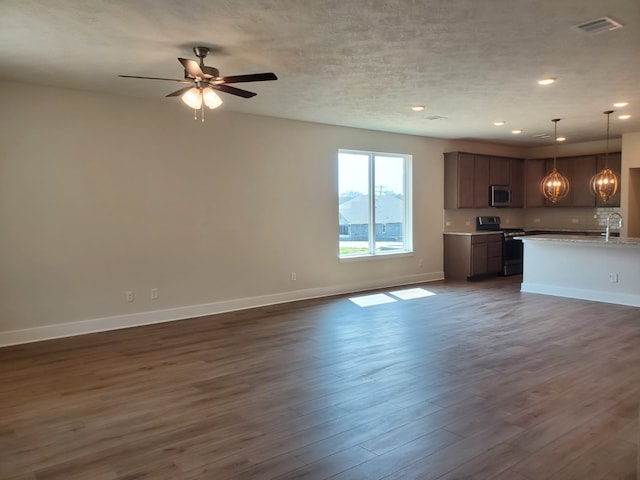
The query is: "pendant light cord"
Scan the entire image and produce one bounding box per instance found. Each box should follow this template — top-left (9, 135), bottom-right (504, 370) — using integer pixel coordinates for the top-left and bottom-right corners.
top-left (552, 118), bottom-right (560, 169)
top-left (604, 110), bottom-right (613, 168)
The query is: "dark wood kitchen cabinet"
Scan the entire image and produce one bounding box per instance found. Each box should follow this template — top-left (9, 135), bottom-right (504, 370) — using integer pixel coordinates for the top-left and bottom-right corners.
top-left (571, 155), bottom-right (598, 207)
top-left (510, 158), bottom-right (524, 207)
top-left (445, 152), bottom-right (519, 209)
top-left (524, 158), bottom-right (546, 207)
top-left (444, 233), bottom-right (503, 280)
top-left (490, 156), bottom-right (511, 185)
top-left (524, 152), bottom-right (621, 208)
top-left (444, 152), bottom-right (490, 208)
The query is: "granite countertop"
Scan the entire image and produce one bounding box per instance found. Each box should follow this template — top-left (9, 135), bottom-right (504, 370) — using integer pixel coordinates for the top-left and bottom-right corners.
top-left (524, 228), bottom-right (609, 235)
top-left (518, 234), bottom-right (640, 247)
top-left (444, 229), bottom-right (618, 237)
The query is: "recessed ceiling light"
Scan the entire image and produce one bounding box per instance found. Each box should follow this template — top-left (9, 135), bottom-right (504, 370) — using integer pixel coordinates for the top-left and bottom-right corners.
top-left (618, 114), bottom-right (632, 120)
top-left (511, 129), bottom-right (523, 134)
top-left (537, 78), bottom-right (556, 85)
top-left (614, 101), bottom-right (629, 108)
top-left (556, 136), bottom-right (567, 142)
top-left (493, 121), bottom-right (506, 126)
top-left (411, 105), bottom-right (425, 111)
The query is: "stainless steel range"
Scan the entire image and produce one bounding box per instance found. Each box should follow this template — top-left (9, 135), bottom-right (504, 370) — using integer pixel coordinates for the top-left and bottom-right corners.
top-left (476, 216), bottom-right (525, 276)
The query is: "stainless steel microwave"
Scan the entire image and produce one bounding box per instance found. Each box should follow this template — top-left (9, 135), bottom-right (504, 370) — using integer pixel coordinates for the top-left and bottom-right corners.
top-left (490, 185), bottom-right (511, 207)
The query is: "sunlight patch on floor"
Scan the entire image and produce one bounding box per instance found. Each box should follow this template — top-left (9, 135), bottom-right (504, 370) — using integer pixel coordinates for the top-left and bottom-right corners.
top-left (349, 288), bottom-right (436, 307)
top-left (389, 288), bottom-right (436, 300)
top-left (349, 293), bottom-right (397, 307)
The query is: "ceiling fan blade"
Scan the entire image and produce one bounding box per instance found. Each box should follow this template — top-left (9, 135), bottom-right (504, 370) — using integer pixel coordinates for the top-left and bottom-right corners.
top-left (179, 58), bottom-right (205, 79)
top-left (119, 75), bottom-right (190, 83)
top-left (200, 65), bottom-right (219, 79)
top-left (219, 72), bottom-right (278, 84)
top-left (166, 86), bottom-right (194, 97)
top-left (213, 84), bottom-right (257, 98)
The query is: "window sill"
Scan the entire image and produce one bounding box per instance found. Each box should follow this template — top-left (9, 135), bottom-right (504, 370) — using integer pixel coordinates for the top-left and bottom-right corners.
top-left (338, 251), bottom-right (415, 263)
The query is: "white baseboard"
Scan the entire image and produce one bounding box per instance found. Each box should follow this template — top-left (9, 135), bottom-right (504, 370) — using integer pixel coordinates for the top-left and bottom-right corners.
top-left (0, 271), bottom-right (444, 347)
top-left (520, 282), bottom-right (640, 308)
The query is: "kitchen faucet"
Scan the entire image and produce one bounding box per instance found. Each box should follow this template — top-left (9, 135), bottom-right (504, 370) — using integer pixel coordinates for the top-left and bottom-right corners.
top-left (605, 212), bottom-right (623, 242)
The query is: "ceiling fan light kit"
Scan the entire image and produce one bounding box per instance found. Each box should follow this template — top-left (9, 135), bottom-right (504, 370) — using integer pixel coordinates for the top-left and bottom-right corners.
top-left (119, 46), bottom-right (277, 121)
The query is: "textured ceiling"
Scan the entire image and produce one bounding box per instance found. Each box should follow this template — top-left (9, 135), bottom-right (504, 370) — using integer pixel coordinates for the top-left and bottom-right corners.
top-left (1, 0), bottom-right (639, 146)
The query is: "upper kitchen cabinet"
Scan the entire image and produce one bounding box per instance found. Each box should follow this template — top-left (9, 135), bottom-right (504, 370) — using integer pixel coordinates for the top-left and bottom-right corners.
top-left (474, 155), bottom-right (490, 208)
top-left (509, 158), bottom-right (524, 208)
top-left (524, 152), bottom-right (621, 208)
top-left (595, 152), bottom-right (621, 207)
top-left (444, 152), bottom-right (489, 208)
top-left (524, 158), bottom-right (546, 207)
top-left (571, 155), bottom-right (597, 207)
top-left (444, 152), bottom-right (474, 208)
top-left (489, 156), bottom-right (510, 185)
top-left (444, 152), bottom-right (522, 209)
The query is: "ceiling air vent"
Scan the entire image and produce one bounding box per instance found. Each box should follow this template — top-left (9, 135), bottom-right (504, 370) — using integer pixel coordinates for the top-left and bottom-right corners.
top-left (425, 115), bottom-right (448, 121)
top-left (574, 17), bottom-right (623, 34)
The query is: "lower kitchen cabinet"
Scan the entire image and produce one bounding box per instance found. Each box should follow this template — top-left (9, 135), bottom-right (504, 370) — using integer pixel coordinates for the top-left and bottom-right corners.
top-left (444, 233), bottom-right (503, 280)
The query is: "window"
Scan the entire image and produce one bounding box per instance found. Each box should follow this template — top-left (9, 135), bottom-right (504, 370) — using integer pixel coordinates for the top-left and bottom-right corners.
top-left (338, 149), bottom-right (412, 258)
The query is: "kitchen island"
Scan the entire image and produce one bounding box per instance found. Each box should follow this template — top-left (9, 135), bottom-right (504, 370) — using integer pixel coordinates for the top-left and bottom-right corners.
top-left (519, 235), bottom-right (640, 307)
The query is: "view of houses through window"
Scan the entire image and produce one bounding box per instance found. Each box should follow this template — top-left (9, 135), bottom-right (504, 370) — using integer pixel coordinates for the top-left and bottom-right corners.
top-left (338, 149), bottom-right (412, 258)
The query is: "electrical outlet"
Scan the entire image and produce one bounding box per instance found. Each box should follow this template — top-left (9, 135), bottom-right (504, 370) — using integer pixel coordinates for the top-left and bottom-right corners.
top-left (291, 271), bottom-right (297, 281)
top-left (151, 288), bottom-right (158, 299)
top-left (126, 290), bottom-right (134, 302)
top-left (533, 218), bottom-right (541, 223)
top-left (571, 218), bottom-right (579, 224)
top-left (418, 259), bottom-right (423, 267)
top-left (609, 273), bottom-right (619, 283)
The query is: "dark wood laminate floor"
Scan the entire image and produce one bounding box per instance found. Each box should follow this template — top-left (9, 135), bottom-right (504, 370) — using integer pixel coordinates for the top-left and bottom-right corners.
top-left (1, 276), bottom-right (638, 479)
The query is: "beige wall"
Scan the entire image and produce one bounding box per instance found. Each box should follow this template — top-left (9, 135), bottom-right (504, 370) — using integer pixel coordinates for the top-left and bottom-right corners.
top-left (1, 80), bottom-right (520, 342)
top-left (524, 139), bottom-right (622, 159)
top-left (621, 132), bottom-right (640, 236)
top-left (4, 80), bottom-right (633, 344)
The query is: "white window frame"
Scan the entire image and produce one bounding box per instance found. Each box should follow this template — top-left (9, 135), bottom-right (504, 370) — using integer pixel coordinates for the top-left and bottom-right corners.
top-left (338, 149), bottom-right (413, 260)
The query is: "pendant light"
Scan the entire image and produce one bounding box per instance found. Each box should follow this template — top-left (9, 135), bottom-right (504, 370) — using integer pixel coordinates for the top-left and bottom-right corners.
top-left (590, 110), bottom-right (619, 202)
top-left (540, 118), bottom-right (570, 203)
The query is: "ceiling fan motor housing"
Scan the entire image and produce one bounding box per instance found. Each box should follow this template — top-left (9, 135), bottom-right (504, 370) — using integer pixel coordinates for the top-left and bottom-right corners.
top-left (193, 46), bottom-right (210, 60)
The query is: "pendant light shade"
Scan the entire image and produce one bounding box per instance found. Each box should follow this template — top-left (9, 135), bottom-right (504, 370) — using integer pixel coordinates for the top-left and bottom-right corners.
top-left (541, 118), bottom-right (570, 203)
top-left (590, 111), bottom-right (619, 202)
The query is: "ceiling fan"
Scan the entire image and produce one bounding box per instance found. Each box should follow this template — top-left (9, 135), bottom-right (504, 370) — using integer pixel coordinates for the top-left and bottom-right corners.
top-left (119, 46), bottom-right (277, 120)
